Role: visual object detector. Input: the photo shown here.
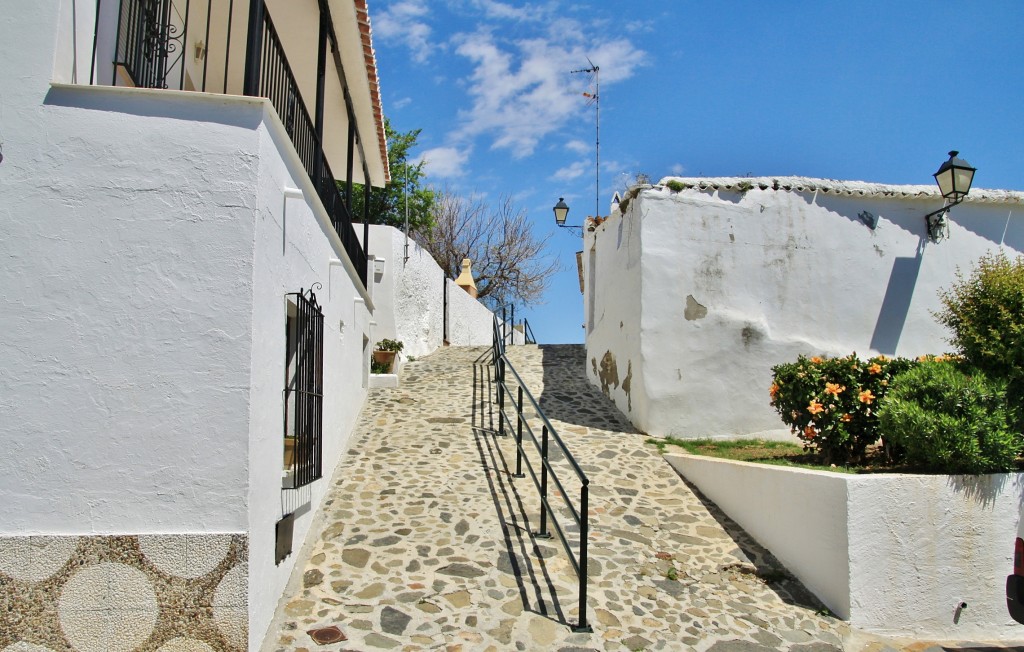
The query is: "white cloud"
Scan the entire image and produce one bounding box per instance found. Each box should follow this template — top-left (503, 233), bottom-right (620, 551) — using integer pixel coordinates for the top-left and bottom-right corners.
top-left (468, 0), bottom-right (537, 21)
top-left (670, 163), bottom-right (686, 175)
top-left (374, 0), bottom-right (435, 63)
top-left (450, 27), bottom-right (647, 158)
top-left (565, 139), bottom-right (590, 155)
top-left (391, 97), bottom-right (413, 110)
top-left (418, 146), bottom-right (471, 178)
top-left (553, 160), bottom-right (588, 181)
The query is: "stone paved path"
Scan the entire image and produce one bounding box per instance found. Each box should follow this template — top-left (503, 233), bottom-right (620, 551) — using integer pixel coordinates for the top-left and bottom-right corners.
top-left (261, 345), bottom-right (1021, 652)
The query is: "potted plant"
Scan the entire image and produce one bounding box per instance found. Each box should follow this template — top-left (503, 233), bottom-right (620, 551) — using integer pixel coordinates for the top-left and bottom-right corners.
top-left (372, 338), bottom-right (404, 374)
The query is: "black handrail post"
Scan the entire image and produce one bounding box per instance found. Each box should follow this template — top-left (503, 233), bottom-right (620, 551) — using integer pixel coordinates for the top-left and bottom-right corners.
top-left (514, 386), bottom-right (525, 478)
top-left (536, 425), bottom-right (551, 539)
top-left (573, 483), bottom-right (593, 632)
top-left (497, 356), bottom-right (505, 436)
top-left (242, 0), bottom-right (264, 96)
top-left (313, 9), bottom-right (327, 185)
top-left (511, 304), bottom-right (515, 344)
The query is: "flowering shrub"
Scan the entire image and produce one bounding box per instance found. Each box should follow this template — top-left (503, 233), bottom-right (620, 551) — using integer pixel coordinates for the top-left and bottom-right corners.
top-left (770, 354), bottom-right (916, 464)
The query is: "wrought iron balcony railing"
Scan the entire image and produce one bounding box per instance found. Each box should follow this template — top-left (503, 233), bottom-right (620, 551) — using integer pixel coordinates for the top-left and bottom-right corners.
top-left (106, 0), bottom-right (370, 288)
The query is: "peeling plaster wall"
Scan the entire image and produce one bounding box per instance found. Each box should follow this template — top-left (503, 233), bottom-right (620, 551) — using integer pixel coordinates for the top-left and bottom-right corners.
top-left (588, 183), bottom-right (1024, 438)
top-left (583, 203), bottom-right (647, 428)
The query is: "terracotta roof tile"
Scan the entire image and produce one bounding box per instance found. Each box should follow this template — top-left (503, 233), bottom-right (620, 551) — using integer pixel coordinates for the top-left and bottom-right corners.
top-left (355, 0), bottom-right (389, 184)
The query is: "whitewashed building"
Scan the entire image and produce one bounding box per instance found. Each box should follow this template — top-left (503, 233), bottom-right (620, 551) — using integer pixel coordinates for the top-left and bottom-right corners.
top-left (0, 1), bottom-right (391, 649)
top-left (583, 176), bottom-right (1024, 439)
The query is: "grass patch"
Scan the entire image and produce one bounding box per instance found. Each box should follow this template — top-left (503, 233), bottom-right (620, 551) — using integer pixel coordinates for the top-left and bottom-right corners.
top-left (647, 437), bottom-right (860, 473)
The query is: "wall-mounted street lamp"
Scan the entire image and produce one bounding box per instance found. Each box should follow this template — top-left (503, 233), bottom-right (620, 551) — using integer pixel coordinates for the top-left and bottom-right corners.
top-left (925, 150), bottom-right (976, 243)
top-left (553, 198), bottom-right (582, 235)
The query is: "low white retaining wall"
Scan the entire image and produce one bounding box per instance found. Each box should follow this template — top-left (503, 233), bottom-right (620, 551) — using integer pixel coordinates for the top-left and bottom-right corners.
top-left (665, 454), bottom-right (1024, 640)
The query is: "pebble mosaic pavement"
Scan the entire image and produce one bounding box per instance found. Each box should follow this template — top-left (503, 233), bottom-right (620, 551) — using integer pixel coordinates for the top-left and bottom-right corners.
top-left (262, 345), bottom-right (1024, 652)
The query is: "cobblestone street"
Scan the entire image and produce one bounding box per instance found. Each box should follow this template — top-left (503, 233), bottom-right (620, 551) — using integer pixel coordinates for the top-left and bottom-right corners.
top-left (261, 345), bottom-right (1022, 652)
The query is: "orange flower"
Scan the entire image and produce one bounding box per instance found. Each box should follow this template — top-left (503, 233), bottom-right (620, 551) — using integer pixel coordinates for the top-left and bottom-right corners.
top-left (859, 389), bottom-right (875, 404)
top-left (769, 383), bottom-right (780, 399)
top-left (918, 355), bottom-right (930, 362)
top-left (877, 355), bottom-right (889, 362)
top-left (803, 425), bottom-right (816, 439)
top-left (808, 400), bottom-right (825, 415)
top-left (824, 382), bottom-right (845, 396)
top-left (840, 413), bottom-right (853, 422)
top-left (810, 356), bottom-right (824, 364)
top-left (867, 363), bottom-right (882, 375)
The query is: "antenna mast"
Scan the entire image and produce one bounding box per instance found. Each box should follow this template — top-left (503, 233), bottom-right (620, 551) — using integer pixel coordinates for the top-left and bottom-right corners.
top-left (571, 59), bottom-right (600, 217)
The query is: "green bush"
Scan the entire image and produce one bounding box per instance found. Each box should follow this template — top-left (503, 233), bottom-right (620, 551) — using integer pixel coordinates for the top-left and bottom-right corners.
top-left (936, 251), bottom-right (1024, 426)
top-left (770, 354), bottom-right (916, 464)
top-left (878, 362), bottom-right (1020, 473)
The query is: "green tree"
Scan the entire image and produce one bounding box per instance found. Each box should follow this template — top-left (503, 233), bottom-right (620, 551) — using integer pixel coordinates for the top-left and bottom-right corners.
top-left (936, 251), bottom-right (1024, 428)
top-left (347, 118), bottom-right (435, 232)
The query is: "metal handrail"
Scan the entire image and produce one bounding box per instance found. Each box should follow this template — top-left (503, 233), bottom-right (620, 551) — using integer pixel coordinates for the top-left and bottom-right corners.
top-left (490, 316), bottom-right (592, 632)
top-left (522, 319), bottom-right (537, 345)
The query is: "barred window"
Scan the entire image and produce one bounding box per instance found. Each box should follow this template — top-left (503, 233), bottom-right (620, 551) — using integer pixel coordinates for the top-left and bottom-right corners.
top-left (283, 288), bottom-right (323, 489)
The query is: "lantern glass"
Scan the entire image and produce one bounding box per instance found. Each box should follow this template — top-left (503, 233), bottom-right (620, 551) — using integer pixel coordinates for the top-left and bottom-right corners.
top-left (933, 151), bottom-right (976, 201)
top-left (553, 198), bottom-right (569, 226)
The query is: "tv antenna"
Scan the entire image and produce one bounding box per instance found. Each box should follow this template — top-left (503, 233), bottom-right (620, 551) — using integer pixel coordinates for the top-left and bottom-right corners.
top-left (571, 58), bottom-right (600, 218)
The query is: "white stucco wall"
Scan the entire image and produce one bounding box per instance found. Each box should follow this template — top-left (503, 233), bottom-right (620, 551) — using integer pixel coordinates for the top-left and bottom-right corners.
top-left (447, 279), bottom-right (498, 346)
top-left (360, 225), bottom-right (509, 351)
top-left (588, 179), bottom-right (1024, 438)
top-left (245, 116), bottom-right (372, 646)
top-left (0, 86), bottom-right (260, 535)
top-left (667, 454), bottom-right (1024, 640)
top-left (1, 6), bottom-right (377, 645)
top-left (361, 224), bottom-right (445, 358)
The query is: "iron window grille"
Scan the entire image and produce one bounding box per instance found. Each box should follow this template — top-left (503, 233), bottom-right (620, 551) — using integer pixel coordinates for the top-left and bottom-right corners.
top-left (283, 287), bottom-right (324, 489)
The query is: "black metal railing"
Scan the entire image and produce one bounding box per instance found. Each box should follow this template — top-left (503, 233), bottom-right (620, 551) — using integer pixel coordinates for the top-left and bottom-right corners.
top-left (107, 0), bottom-right (369, 289)
top-left (255, 9), bottom-right (367, 287)
top-left (522, 318), bottom-right (537, 345)
top-left (113, 0), bottom-right (235, 93)
top-left (284, 287), bottom-right (324, 489)
top-left (490, 316), bottom-right (592, 632)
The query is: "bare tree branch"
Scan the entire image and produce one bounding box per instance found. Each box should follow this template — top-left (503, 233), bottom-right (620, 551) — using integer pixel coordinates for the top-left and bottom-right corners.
top-left (418, 191), bottom-right (561, 308)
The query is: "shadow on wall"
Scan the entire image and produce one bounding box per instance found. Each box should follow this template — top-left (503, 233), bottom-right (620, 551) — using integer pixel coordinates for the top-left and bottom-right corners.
top-left (537, 345), bottom-right (636, 433)
top-left (869, 243), bottom-right (925, 356)
top-left (674, 473), bottom-right (829, 614)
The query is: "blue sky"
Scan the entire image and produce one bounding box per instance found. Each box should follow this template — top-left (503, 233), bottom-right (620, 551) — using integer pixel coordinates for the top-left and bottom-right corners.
top-left (371, 0), bottom-right (1024, 344)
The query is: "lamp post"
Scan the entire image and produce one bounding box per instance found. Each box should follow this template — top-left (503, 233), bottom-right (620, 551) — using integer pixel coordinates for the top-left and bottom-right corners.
top-left (926, 150), bottom-right (976, 243)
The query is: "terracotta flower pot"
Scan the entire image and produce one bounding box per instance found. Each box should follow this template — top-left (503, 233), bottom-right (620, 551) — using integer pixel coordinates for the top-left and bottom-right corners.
top-left (372, 349), bottom-right (397, 373)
